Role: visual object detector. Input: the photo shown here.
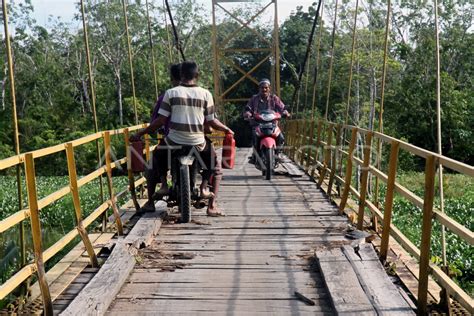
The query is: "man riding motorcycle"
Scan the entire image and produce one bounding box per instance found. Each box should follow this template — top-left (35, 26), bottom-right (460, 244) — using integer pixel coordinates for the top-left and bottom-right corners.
top-left (131, 61), bottom-right (233, 217)
top-left (243, 79), bottom-right (290, 162)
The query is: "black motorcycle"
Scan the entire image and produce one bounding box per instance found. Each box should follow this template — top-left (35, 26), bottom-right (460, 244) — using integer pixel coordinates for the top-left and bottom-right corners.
top-left (168, 146), bottom-right (200, 223)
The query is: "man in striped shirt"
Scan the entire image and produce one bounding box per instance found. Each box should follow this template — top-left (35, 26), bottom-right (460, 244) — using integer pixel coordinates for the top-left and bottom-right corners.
top-left (132, 61), bottom-right (233, 216)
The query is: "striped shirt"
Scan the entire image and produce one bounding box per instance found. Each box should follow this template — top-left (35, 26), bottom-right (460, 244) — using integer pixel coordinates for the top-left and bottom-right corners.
top-left (158, 84), bottom-right (215, 146)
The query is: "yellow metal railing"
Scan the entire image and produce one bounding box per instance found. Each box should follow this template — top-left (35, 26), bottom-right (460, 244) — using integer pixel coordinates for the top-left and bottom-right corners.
top-left (285, 119), bottom-right (473, 314)
top-left (0, 124), bottom-right (149, 313)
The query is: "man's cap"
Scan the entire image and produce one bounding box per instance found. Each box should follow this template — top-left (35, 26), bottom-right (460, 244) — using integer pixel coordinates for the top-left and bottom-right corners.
top-left (259, 78), bottom-right (271, 86)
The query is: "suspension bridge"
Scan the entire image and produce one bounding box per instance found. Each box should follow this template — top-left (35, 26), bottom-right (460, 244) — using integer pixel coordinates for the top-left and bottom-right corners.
top-left (0, 0), bottom-right (473, 315)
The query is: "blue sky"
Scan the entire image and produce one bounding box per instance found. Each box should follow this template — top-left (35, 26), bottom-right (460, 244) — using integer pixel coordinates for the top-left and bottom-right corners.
top-left (28, 0), bottom-right (317, 27)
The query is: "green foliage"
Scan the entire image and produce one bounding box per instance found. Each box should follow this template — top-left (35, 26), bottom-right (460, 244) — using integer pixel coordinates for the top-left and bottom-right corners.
top-left (0, 175), bottom-right (128, 304)
top-left (381, 172), bottom-right (474, 294)
top-left (0, 0), bottom-right (472, 303)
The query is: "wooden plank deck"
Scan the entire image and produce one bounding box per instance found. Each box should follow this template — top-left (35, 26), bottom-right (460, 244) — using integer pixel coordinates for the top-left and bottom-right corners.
top-left (105, 148), bottom-right (411, 315)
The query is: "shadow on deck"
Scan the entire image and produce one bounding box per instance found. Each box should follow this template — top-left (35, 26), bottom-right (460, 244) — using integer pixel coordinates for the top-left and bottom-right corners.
top-left (58, 148), bottom-right (414, 315)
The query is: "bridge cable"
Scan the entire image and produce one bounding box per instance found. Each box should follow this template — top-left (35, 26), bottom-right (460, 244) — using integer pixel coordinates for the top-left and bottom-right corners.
top-left (145, 0), bottom-right (159, 100)
top-left (310, 0), bottom-right (325, 121)
top-left (163, 0), bottom-right (174, 64)
top-left (164, 0), bottom-right (186, 61)
top-left (290, 0), bottom-right (323, 117)
top-left (80, 0), bottom-right (106, 218)
top-left (324, 0), bottom-right (339, 120)
top-left (2, 0), bottom-right (27, 290)
top-left (336, 0), bottom-right (360, 180)
top-left (433, 0), bottom-right (447, 270)
top-left (122, 0), bottom-right (139, 125)
top-left (373, 0), bottom-right (391, 212)
top-left (343, 0), bottom-right (360, 127)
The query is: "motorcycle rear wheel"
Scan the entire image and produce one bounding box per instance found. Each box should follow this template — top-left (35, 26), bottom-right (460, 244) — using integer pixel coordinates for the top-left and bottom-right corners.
top-left (179, 164), bottom-right (191, 223)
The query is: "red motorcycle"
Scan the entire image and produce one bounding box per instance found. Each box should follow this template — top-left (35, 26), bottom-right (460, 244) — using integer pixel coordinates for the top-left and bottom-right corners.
top-left (252, 110), bottom-right (284, 180)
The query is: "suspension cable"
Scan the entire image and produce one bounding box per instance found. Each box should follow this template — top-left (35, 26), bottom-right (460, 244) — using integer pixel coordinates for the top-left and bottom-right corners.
top-left (373, 0), bottom-right (391, 208)
top-left (433, 0), bottom-right (447, 267)
top-left (337, 0), bottom-right (360, 180)
top-left (145, 0), bottom-right (159, 100)
top-left (378, 0), bottom-right (391, 135)
top-left (163, 0), bottom-right (173, 64)
top-left (343, 0), bottom-right (360, 126)
top-left (164, 0), bottom-right (186, 61)
top-left (324, 0), bottom-right (339, 120)
top-left (2, 0), bottom-right (26, 281)
top-left (310, 0), bottom-right (325, 121)
top-left (290, 0), bottom-right (323, 116)
top-left (80, 0), bottom-right (105, 208)
top-left (122, 0), bottom-right (138, 124)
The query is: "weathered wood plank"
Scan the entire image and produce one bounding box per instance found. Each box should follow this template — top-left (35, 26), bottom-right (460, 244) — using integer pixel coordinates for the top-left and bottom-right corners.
top-left (316, 247), bottom-right (377, 315)
top-left (30, 233), bottom-right (115, 303)
top-left (124, 206), bottom-right (166, 248)
top-left (116, 289), bottom-right (328, 300)
top-left (60, 242), bottom-right (135, 316)
top-left (160, 229), bottom-right (347, 236)
top-left (163, 217), bottom-right (344, 225)
top-left (342, 244), bottom-right (414, 315)
top-left (186, 213), bottom-right (342, 219)
top-left (127, 270), bottom-right (323, 284)
top-left (108, 298), bottom-right (332, 314)
top-left (281, 161), bottom-right (305, 177)
top-left (61, 204), bottom-right (165, 316)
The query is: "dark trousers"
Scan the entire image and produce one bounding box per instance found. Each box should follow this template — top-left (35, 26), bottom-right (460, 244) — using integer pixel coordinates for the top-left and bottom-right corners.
top-left (149, 137), bottom-right (220, 184)
top-left (145, 139), bottom-right (166, 199)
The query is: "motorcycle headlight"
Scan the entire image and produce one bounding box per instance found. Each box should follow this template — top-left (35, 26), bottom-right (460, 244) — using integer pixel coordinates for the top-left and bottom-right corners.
top-left (261, 113), bottom-right (275, 121)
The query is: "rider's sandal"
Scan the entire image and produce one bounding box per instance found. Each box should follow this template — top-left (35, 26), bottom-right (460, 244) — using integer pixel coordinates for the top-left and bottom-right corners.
top-left (139, 201), bottom-right (156, 214)
top-left (200, 188), bottom-right (215, 199)
top-left (152, 186), bottom-right (169, 200)
top-left (207, 209), bottom-right (225, 217)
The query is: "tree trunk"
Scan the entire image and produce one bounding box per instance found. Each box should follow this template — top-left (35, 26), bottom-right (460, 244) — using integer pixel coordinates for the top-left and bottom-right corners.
top-left (81, 78), bottom-right (89, 115)
top-left (116, 74), bottom-right (123, 126)
top-left (1, 63), bottom-right (7, 111)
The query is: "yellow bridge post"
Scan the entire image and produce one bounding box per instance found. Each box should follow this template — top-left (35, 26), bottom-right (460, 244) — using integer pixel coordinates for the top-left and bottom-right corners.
top-left (339, 127), bottom-right (357, 214)
top-left (379, 140), bottom-right (400, 261)
top-left (123, 128), bottom-right (141, 211)
top-left (418, 155), bottom-right (437, 315)
top-left (24, 153), bottom-right (53, 316)
top-left (65, 143), bottom-right (99, 267)
top-left (327, 124), bottom-right (342, 195)
top-left (104, 131), bottom-right (124, 235)
top-left (356, 131), bottom-right (373, 230)
top-left (317, 123), bottom-right (333, 188)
